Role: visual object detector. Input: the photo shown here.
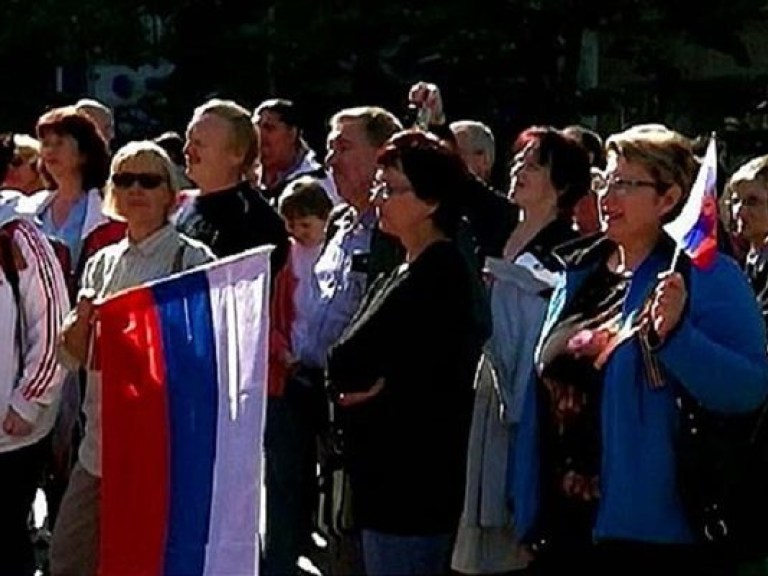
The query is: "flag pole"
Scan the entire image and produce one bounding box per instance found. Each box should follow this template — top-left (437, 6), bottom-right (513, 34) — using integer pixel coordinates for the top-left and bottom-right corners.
top-left (668, 243), bottom-right (682, 273)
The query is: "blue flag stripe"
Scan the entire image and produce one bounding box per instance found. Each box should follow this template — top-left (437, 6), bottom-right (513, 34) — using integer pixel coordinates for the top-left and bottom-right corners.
top-left (152, 270), bottom-right (219, 576)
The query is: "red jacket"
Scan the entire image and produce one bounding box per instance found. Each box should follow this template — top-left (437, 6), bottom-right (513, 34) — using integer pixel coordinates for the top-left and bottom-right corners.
top-left (268, 252), bottom-right (297, 397)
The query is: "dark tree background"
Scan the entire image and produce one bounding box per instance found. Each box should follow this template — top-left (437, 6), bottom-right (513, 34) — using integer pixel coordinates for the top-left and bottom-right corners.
top-left (0, 0), bottom-right (765, 169)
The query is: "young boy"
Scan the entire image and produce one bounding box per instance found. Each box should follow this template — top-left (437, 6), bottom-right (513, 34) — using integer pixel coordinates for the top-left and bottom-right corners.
top-left (265, 175), bottom-right (332, 576)
top-left (270, 175), bottom-right (334, 389)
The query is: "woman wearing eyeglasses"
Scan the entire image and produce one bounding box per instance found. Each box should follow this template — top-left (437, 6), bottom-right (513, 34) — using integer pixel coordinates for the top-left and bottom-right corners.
top-left (513, 124), bottom-right (768, 574)
top-left (325, 130), bottom-right (487, 575)
top-left (49, 141), bottom-right (214, 576)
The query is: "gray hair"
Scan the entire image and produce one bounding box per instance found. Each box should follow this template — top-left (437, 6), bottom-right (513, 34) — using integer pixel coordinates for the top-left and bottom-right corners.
top-left (449, 120), bottom-right (496, 168)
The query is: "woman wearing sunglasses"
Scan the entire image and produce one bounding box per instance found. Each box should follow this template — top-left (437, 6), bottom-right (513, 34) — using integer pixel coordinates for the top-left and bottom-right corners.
top-left (49, 140), bottom-right (214, 576)
top-left (513, 124), bottom-right (768, 574)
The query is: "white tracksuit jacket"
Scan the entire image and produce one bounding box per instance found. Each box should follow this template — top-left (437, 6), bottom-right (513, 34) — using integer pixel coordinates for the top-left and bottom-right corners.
top-left (0, 192), bottom-right (69, 453)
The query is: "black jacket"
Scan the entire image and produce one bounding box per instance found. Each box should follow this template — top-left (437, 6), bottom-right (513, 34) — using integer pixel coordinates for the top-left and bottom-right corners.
top-left (327, 240), bottom-right (484, 534)
top-left (174, 181), bottom-right (289, 278)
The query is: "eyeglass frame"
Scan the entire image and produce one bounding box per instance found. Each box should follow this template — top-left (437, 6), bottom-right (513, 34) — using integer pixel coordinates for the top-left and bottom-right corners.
top-left (591, 172), bottom-right (671, 198)
top-left (371, 179), bottom-right (415, 201)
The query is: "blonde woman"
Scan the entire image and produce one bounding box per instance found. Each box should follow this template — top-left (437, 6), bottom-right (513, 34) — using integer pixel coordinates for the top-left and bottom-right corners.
top-left (49, 141), bottom-right (214, 576)
top-left (2, 134), bottom-right (45, 194)
top-left (514, 125), bottom-right (768, 574)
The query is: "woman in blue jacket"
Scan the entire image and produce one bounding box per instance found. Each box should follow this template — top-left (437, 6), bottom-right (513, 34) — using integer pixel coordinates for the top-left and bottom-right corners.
top-left (513, 124), bottom-right (768, 574)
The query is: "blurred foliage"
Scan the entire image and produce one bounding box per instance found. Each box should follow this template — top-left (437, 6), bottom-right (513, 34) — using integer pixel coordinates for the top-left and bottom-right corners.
top-left (0, 0), bottom-right (765, 157)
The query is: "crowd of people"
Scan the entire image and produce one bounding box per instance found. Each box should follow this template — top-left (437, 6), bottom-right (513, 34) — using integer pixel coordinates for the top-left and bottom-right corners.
top-left (1, 82), bottom-right (768, 576)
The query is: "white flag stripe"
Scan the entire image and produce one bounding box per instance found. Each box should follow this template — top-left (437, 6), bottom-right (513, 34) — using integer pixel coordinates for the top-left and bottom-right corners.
top-left (664, 136), bottom-right (718, 242)
top-left (202, 250), bottom-right (271, 576)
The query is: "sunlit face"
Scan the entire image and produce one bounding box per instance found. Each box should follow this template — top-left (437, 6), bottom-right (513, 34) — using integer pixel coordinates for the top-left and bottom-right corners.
top-left (255, 110), bottom-right (297, 170)
top-left (508, 141), bottom-right (558, 211)
top-left (184, 112), bottom-right (244, 189)
top-left (284, 214), bottom-right (327, 247)
top-left (730, 180), bottom-right (768, 246)
top-left (597, 153), bottom-right (680, 245)
top-left (371, 165), bottom-right (435, 240)
top-left (40, 131), bottom-right (84, 182)
top-left (110, 155), bottom-right (174, 231)
top-left (2, 153), bottom-right (42, 194)
top-left (325, 119), bottom-right (379, 207)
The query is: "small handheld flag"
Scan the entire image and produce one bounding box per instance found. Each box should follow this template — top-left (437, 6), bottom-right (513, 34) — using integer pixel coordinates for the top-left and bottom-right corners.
top-left (665, 134), bottom-right (719, 270)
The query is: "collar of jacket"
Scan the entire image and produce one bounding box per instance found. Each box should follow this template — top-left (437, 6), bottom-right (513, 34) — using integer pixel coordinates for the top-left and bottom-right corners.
top-left (552, 231), bottom-right (683, 274)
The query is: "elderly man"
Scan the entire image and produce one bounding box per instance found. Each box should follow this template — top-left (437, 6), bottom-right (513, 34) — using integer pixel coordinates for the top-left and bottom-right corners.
top-left (263, 106), bottom-right (403, 576)
top-left (450, 120), bottom-right (496, 184)
top-left (445, 119), bottom-right (516, 261)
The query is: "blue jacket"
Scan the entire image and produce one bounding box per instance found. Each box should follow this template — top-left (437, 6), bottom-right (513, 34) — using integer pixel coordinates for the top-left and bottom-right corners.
top-left (512, 234), bottom-right (768, 545)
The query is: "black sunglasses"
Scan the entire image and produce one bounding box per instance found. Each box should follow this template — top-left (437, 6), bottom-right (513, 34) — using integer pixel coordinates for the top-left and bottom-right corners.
top-left (10, 156), bottom-right (25, 168)
top-left (111, 172), bottom-right (166, 189)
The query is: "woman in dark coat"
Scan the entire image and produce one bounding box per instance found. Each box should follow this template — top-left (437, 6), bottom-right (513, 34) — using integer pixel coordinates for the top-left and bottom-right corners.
top-left (327, 130), bottom-right (486, 576)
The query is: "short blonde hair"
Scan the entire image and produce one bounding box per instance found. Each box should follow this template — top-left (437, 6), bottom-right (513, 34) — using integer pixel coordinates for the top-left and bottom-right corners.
top-left (605, 124), bottom-right (697, 222)
top-left (191, 98), bottom-right (259, 173)
top-left (103, 140), bottom-right (179, 221)
top-left (13, 134), bottom-right (41, 161)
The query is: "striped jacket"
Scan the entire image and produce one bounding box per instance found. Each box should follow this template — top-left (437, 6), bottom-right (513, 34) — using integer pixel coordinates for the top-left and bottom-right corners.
top-left (0, 196), bottom-right (70, 453)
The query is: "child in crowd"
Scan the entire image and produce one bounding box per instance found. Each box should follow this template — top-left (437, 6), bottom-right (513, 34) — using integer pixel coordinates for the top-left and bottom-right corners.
top-left (269, 175), bottom-right (333, 392)
top-left (264, 175), bottom-right (333, 575)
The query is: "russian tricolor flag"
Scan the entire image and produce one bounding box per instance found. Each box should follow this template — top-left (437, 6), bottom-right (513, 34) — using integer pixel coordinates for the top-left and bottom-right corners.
top-left (96, 247), bottom-right (271, 576)
top-left (664, 135), bottom-right (719, 269)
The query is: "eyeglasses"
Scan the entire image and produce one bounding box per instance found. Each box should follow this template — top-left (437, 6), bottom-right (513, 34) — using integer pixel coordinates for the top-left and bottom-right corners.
top-left (9, 156), bottom-right (26, 168)
top-left (591, 173), bottom-right (668, 197)
top-left (111, 172), bottom-right (166, 189)
top-left (371, 181), bottom-right (414, 200)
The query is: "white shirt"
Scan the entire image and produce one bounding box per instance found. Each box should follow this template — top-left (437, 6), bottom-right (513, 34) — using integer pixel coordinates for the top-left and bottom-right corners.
top-left (0, 216), bottom-right (70, 453)
top-left (60, 225), bottom-right (214, 476)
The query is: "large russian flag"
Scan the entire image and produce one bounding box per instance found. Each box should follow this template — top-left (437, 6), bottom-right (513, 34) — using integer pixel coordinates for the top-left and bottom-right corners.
top-left (96, 246), bottom-right (271, 576)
